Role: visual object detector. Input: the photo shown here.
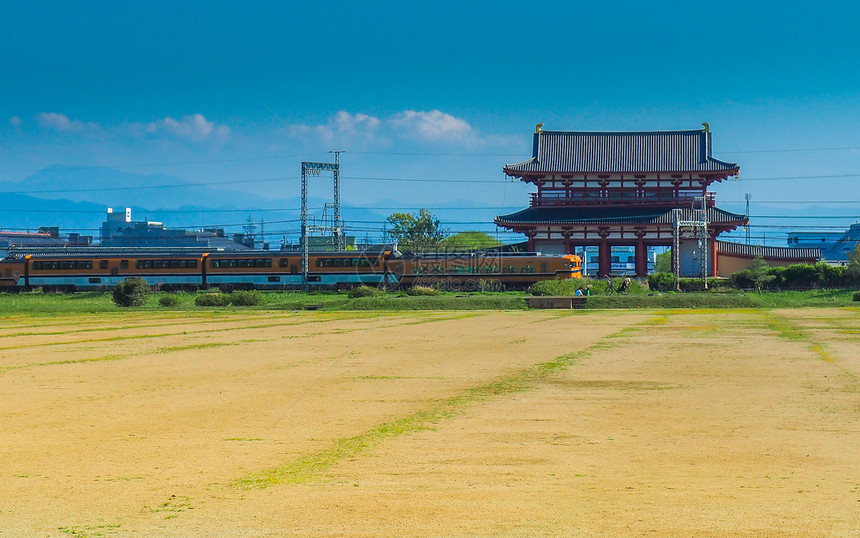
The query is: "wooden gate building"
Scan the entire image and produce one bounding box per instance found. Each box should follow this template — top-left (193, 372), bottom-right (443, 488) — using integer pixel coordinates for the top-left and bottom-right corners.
top-left (495, 125), bottom-right (748, 277)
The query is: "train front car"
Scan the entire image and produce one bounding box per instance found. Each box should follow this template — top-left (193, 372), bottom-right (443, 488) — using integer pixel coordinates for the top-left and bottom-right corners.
top-left (561, 254), bottom-right (583, 279)
top-left (397, 252), bottom-right (582, 290)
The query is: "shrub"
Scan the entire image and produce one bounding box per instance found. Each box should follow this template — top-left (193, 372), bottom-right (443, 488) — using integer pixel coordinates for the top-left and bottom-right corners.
top-left (195, 293), bottom-right (231, 307)
top-left (348, 286), bottom-right (382, 298)
top-left (230, 290), bottom-right (264, 306)
top-left (647, 272), bottom-right (675, 292)
top-left (158, 294), bottom-right (181, 307)
top-left (112, 277), bottom-right (151, 307)
top-left (406, 285), bottom-right (439, 296)
top-left (529, 277), bottom-right (612, 296)
top-left (854, 291), bottom-right (860, 302)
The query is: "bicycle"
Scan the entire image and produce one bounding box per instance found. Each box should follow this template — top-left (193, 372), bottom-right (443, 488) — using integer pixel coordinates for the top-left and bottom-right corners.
top-left (604, 278), bottom-right (631, 295)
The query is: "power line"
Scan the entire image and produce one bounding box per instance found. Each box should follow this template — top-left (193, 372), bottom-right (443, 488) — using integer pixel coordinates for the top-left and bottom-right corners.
top-left (7, 171), bottom-right (860, 196)
top-left (717, 146), bottom-right (860, 154)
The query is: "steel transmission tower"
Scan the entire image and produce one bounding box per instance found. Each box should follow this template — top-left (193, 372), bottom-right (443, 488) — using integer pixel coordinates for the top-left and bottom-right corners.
top-left (672, 196), bottom-right (710, 291)
top-left (300, 158), bottom-right (341, 292)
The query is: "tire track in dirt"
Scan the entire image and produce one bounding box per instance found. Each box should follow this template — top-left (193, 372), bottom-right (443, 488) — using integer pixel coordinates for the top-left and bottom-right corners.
top-left (233, 316), bottom-right (661, 489)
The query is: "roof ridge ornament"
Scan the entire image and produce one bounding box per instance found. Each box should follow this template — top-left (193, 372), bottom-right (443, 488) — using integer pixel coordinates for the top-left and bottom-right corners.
top-left (702, 122), bottom-right (710, 133)
top-left (535, 123), bottom-right (543, 134)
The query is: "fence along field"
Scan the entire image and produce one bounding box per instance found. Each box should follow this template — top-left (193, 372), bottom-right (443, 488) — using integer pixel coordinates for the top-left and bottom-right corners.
top-left (1, 308), bottom-right (859, 535)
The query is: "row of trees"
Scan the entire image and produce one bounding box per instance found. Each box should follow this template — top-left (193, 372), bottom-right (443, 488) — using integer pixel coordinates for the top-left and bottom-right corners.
top-left (386, 209), bottom-right (501, 252)
top-left (731, 248), bottom-right (860, 291)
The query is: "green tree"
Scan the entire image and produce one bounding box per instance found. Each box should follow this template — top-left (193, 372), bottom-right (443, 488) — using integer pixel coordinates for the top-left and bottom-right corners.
top-left (439, 231), bottom-right (502, 251)
top-left (386, 209), bottom-right (445, 252)
top-left (747, 257), bottom-right (776, 293)
top-left (654, 250), bottom-right (672, 273)
top-left (845, 244), bottom-right (860, 285)
top-left (112, 277), bottom-right (151, 307)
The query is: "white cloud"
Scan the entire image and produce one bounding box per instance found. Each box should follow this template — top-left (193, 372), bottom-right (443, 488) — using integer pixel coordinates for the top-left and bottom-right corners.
top-left (9, 116), bottom-right (23, 127)
top-left (389, 110), bottom-right (472, 141)
top-left (287, 111), bottom-right (382, 145)
top-left (149, 114), bottom-right (230, 142)
top-left (37, 112), bottom-right (98, 132)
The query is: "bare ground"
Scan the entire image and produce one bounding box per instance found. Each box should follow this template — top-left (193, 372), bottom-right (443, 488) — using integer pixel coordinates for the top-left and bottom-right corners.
top-left (0, 308), bottom-right (858, 536)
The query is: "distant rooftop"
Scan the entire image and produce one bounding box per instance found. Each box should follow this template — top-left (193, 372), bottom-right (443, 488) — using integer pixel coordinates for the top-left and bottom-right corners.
top-left (505, 127), bottom-right (739, 176)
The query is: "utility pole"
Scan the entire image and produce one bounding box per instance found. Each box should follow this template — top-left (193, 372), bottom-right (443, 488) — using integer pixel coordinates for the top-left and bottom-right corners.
top-left (745, 193), bottom-right (751, 245)
top-left (329, 150), bottom-right (345, 250)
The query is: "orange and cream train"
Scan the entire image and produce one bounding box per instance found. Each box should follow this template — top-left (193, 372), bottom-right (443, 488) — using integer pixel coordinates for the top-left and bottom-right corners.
top-left (0, 250), bottom-right (582, 291)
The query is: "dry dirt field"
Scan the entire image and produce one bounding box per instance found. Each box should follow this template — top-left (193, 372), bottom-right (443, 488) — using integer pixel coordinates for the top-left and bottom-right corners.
top-left (1, 308), bottom-right (859, 536)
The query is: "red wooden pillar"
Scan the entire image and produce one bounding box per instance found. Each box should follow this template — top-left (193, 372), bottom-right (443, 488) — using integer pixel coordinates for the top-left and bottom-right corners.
top-left (635, 236), bottom-right (647, 277)
top-left (563, 233), bottom-right (572, 254)
top-left (526, 232), bottom-right (535, 252)
top-left (599, 235), bottom-right (610, 276)
top-left (710, 236), bottom-right (718, 277)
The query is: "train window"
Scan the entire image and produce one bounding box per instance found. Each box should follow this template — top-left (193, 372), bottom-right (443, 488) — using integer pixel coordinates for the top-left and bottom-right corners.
top-left (120, 260), bottom-right (129, 269)
top-left (291, 265), bottom-right (298, 274)
top-left (188, 260), bottom-right (197, 268)
top-left (237, 259), bottom-right (250, 268)
top-left (541, 263), bottom-right (548, 273)
top-left (59, 261), bottom-right (73, 270)
top-left (99, 260), bottom-right (109, 269)
top-left (520, 265), bottom-right (535, 273)
top-left (170, 260), bottom-right (181, 268)
top-left (504, 266), bottom-right (517, 273)
top-left (258, 259), bottom-right (272, 268)
top-left (332, 258), bottom-right (344, 267)
top-left (279, 258), bottom-right (289, 267)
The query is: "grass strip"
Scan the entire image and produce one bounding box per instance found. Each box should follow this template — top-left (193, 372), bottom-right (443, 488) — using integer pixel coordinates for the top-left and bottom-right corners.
top-left (234, 323), bottom-right (637, 489)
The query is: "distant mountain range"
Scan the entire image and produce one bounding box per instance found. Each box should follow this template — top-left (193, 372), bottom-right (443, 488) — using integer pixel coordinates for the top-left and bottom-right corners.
top-left (0, 166), bottom-right (513, 243)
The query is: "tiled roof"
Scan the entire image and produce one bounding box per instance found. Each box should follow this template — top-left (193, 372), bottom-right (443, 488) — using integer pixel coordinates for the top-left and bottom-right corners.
top-left (716, 241), bottom-right (820, 260)
top-left (505, 129), bottom-right (739, 176)
top-left (495, 206), bottom-right (747, 226)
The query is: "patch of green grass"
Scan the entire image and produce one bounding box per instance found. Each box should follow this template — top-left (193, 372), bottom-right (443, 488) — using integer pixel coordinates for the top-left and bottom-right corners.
top-left (1, 354), bottom-right (124, 373)
top-left (153, 340), bottom-right (260, 353)
top-left (58, 523), bottom-right (121, 537)
top-left (356, 375), bottom-right (444, 380)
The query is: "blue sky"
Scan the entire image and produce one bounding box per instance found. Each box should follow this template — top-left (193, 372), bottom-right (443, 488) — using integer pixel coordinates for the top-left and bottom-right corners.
top-left (1, 1), bottom-right (859, 241)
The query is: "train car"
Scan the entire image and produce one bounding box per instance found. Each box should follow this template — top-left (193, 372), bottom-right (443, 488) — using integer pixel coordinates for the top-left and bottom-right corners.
top-left (21, 253), bottom-right (203, 291)
top-left (390, 252), bottom-right (582, 290)
top-left (0, 256), bottom-right (26, 289)
top-left (200, 250), bottom-right (393, 290)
